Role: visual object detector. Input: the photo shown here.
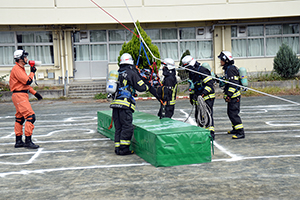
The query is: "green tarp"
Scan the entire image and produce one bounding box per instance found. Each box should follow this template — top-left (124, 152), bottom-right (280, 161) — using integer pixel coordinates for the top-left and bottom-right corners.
top-left (97, 110), bottom-right (212, 167)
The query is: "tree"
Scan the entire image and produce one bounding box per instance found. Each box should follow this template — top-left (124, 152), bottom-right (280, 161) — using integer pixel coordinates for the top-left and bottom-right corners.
top-left (273, 43), bottom-right (300, 78)
top-left (118, 21), bottom-right (161, 70)
top-left (177, 50), bottom-right (191, 81)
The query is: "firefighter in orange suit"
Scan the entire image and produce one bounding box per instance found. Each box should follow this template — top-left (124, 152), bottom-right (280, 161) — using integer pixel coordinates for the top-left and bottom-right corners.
top-left (9, 50), bottom-right (43, 149)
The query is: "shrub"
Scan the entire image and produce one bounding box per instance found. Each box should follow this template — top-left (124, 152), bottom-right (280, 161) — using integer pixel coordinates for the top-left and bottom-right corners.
top-left (273, 43), bottom-right (300, 78)
top-left (177, 50), bottom-right (190, 81)
top-left (94, 93), bottom-right (107, 99)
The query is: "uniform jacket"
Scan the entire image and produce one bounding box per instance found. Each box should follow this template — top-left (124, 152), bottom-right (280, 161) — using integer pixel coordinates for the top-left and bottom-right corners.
top-left (188, 62), bottom-right (215, 101)
top-left (9, 62), bottom-right (36, 95)
top-left (157, 67), bottom-right (178, 105)
top-left (223, 64), bottom-right (241, 99)
top-left (110, 64), bottom-right (149, 112)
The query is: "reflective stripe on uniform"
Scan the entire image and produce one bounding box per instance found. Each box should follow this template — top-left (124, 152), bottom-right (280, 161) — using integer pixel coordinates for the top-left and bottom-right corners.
top-left (231, 91), bottom-right (241, 98)
top-left (123, 79), bottom-right (127, 86)
top-left (115, 142), bottom-right (120, 147)
top-left (169, 100), bottom-right (176, 105)
top-left (203, 93), bottom-right (215, 101)
top-left (207, 126), bottom-right (215, 132)
top-left (120, 140), bottom-right (131, 146)
top-left (137, 80), bottom-right (144, 86)
top-left (228, 87), bottom-right (236, 93)
top-left (203, 76), bottom-right (212, 83)
top-left (234, 124), bottom-right (244, 130)
top-left (204, 86), bottom-right (212, 93)
top-left (111, 99), bottom-right (136, 111)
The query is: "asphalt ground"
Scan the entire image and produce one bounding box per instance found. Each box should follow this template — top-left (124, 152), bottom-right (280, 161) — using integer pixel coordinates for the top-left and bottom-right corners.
top-left (0, 95), bottom-right (300, 200)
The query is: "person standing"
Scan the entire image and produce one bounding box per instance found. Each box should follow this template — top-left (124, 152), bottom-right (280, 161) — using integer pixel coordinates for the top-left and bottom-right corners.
top-left (156, 58), bottom-right (178, 119)
top-left (218, 51), bottom-right (245, 139)
top-left (10, 50), bottom-right (43, 149)
top-left (110, 53), bottom-right (155, 155)
top-left (181, 56), bottom-right (215, 140)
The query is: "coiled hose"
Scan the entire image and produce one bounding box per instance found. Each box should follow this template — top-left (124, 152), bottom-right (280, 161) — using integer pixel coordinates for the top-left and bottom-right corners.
top-left (196, 95), bottom-right (212, 128)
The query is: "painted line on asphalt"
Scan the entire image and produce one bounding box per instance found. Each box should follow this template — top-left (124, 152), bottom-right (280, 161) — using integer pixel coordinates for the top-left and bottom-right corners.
top-left (2, 153), bottom-right (300, 177)
top-left (0, 162), bottom-right (151, 177)
top-left (179, 109), bottom-right (240, 159)
top-left (0, 148), bottom-right (43, 165)
top-left (0, 138), bottom-right (111, 146)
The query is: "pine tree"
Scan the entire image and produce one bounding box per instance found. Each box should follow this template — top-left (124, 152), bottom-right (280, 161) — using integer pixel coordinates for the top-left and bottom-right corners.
top-left (118, 21), bottom-right (161, 70)
top-left (273, 43), bottom-right (300, 78)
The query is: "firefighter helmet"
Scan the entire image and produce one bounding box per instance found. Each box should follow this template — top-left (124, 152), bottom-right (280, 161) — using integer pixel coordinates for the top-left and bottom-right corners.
top-left (119, 53), bottom-right (134, 65)
top-left (14, 50), bottom-right (29, 62)
top-left (218, 51), bottom-right (233, 62)
top-left (162, 58), bottom-right (175, 70)
top-left (181, 55), bottom-right (196, 67)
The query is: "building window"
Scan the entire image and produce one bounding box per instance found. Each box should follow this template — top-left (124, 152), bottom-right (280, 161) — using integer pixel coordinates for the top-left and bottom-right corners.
top-left (17, 31), bottom-right (54, 64)
top-left (73, 27), bottom-right (213, 64)
top-left (146, 26), bottom-right (213, 60)
top-left (0, 32), bottom-right (15, 65)
top-left (0, 31), bottom-right (54, 66)
top-left (232, 23), bottom-right (300, 58)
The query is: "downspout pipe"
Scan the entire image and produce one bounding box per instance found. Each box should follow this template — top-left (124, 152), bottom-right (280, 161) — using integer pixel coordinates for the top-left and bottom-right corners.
top-left (60, 31), bottom-right (65, 85)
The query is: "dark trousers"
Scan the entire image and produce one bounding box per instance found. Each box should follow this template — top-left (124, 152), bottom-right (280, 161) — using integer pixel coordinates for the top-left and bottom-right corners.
top-left (158, 104), bottom-right (174, 119)
top-left (205, 98), bottom-right (214, 128)
top-left (112, 108), bottom-right (133, 151)
top-left (227, 97), bottom-right (244, 134)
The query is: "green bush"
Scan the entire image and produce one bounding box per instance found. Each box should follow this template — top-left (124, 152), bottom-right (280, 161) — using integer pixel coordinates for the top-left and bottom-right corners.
top-left (177, 50), bottom-right (190, 81)
top-left (118, 21), bottom-right (161, 70)
top-left (273, 43), bottom-right (300, 78)
top-left (94, 93), bottom-right (107, 99)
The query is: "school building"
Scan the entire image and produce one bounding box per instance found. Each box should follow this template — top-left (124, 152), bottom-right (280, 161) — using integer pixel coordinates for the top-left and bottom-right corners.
top-left (0, 0), bottom-right (299, 84)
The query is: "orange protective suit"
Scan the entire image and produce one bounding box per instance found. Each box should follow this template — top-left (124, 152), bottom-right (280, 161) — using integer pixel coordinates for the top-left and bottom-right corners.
top-left (9, 62), bottom-right (37, 137)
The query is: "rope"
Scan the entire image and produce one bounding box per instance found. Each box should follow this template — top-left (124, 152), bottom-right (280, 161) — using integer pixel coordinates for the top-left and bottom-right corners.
top-left (92, 0), bottom-right (300, 106)
top-left (183, 105), bottom-right (194, 123)
top-left (90, 0), bottom-right (139, 38)
top-left (196, 96), bottom-right (212, 128)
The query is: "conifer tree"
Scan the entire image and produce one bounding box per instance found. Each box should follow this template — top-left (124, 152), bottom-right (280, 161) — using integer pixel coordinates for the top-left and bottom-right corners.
top-left (273, 43), bottom-right (300, 78)
top-left (118, 21), bottom-right (161, 70)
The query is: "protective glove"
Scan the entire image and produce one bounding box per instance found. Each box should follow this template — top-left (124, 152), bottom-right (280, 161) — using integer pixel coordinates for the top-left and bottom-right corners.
top-left (30, 65), bottom-right (37, 73)
top-left (187, 79), bottom-right (194, 92)
top-left (34, 92), bottom-right (43, 100)
top-left (225, 96), bottom-right (231, 102)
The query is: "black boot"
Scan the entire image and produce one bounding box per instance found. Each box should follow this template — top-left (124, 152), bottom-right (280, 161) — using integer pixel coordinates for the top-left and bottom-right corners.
top-left (118, 147), bottom-right (134, 156)
top-left (24, 136), bottom-right (39, 149)
top-left (14, 135), bottom-right (25, 148)
top-left (232, 132), bottom-right (245, 139)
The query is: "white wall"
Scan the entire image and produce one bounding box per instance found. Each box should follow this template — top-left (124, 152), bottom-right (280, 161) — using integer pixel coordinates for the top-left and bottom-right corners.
top-left (0, 0), bottom-right (299, 25)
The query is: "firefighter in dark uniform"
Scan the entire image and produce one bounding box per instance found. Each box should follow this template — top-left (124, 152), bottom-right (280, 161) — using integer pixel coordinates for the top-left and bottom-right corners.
top-left (157, 58), bottom-right (178, 119)
top-left (181, 55), bottom-right (215, 140)
top-left (218, 51), bottom-right (245, 139)
top-left (110, 53), bottom-right (155, 155)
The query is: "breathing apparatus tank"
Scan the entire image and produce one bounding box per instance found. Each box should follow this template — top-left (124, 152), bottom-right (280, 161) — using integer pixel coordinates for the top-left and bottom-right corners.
top-left (238, 67), bottom-right (248, 88)
top-left (202, 63), bottom-right (216, 78)
top-left (106, 70), bottom-right (119, 95)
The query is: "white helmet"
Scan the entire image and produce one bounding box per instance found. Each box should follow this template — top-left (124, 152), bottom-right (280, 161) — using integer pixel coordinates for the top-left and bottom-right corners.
top-left (181, 55), bottom-right (196, 67)
top-left (162, 58), bottom-right (175, 70)
top-left (14, 50), bottom-right (28, 61)
top-left (119, 53), bottom-right (134, 65)
top-left (218, 51), bottom-right (233, 62)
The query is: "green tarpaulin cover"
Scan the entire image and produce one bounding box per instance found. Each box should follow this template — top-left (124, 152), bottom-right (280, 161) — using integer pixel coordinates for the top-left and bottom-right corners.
top-left (98, 110), bottom-right (212, 167)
